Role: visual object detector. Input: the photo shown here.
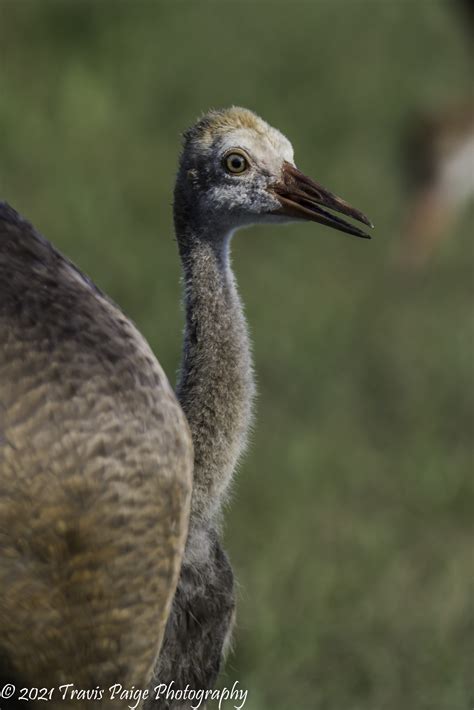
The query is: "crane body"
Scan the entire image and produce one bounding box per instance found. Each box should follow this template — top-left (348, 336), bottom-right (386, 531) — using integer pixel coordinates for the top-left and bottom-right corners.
top-left (0, 108), bottom-right (372, 708)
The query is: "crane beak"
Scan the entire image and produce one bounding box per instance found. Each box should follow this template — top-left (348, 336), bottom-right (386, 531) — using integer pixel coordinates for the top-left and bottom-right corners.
top-left (269, 161), bottom-right (373, 239)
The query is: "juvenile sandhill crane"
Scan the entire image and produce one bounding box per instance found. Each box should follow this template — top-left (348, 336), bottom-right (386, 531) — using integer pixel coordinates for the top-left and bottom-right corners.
top-left (0, 107), bottom-right (372, 708)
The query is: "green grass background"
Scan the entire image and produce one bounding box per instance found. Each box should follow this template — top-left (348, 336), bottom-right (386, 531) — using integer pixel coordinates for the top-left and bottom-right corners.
top-left (0, 2), bottom-right (472, 708)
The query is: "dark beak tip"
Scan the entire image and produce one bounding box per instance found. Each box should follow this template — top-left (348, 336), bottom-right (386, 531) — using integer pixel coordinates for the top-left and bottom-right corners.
top-left (275, 163), bottom-right (375, 240)
top-left (354, 227), bottom-right (372, 240)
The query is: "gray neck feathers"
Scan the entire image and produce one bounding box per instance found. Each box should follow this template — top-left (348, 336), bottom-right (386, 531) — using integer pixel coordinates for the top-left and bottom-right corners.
top-left (174, 202), bottom-right (255, 526)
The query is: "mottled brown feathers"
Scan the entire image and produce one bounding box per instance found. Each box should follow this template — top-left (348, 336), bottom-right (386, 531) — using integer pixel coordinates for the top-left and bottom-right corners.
top-left (0, 203), bottom-right (193, 702)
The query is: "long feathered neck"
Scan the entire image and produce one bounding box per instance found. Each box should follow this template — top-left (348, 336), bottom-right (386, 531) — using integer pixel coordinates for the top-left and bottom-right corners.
top-left (174, 210), bottom-right (255, 526)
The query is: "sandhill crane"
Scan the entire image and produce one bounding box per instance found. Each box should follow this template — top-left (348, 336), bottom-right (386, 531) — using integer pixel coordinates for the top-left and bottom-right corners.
top-left (397, 102), bottom-right (474, 268)
top-left (0, 107), bottom-right (372, 708)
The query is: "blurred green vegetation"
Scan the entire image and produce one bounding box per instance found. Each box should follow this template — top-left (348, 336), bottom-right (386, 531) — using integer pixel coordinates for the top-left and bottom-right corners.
top-left (0, 1), bottom-right (472, 709)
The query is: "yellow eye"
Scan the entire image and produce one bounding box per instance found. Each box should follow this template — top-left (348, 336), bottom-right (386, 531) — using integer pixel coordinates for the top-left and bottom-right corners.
top-left (224, 152), bottom-right (248, 174)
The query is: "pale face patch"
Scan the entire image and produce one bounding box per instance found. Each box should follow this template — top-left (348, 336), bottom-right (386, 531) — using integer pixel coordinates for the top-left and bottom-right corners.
top-left (179, 107), bottom-right (299, 232)
top-left (216, 127), bottom-right (295, 177)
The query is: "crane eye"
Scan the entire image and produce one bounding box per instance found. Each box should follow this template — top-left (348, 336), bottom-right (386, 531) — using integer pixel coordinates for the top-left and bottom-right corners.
top-left (224, 152), bottom-right (249, 174)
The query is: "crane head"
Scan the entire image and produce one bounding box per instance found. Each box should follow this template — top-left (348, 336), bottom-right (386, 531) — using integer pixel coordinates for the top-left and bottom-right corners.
top-left (176, 107), bottom-right (373, 239)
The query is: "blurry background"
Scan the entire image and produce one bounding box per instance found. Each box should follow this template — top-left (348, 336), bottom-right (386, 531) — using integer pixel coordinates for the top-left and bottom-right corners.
top-left (0, 1), bottom-right (472, 708)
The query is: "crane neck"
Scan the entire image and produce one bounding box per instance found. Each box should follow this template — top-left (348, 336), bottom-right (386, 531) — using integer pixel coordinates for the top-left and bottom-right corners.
top-left (174, 217), bottom-right (255, 527)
